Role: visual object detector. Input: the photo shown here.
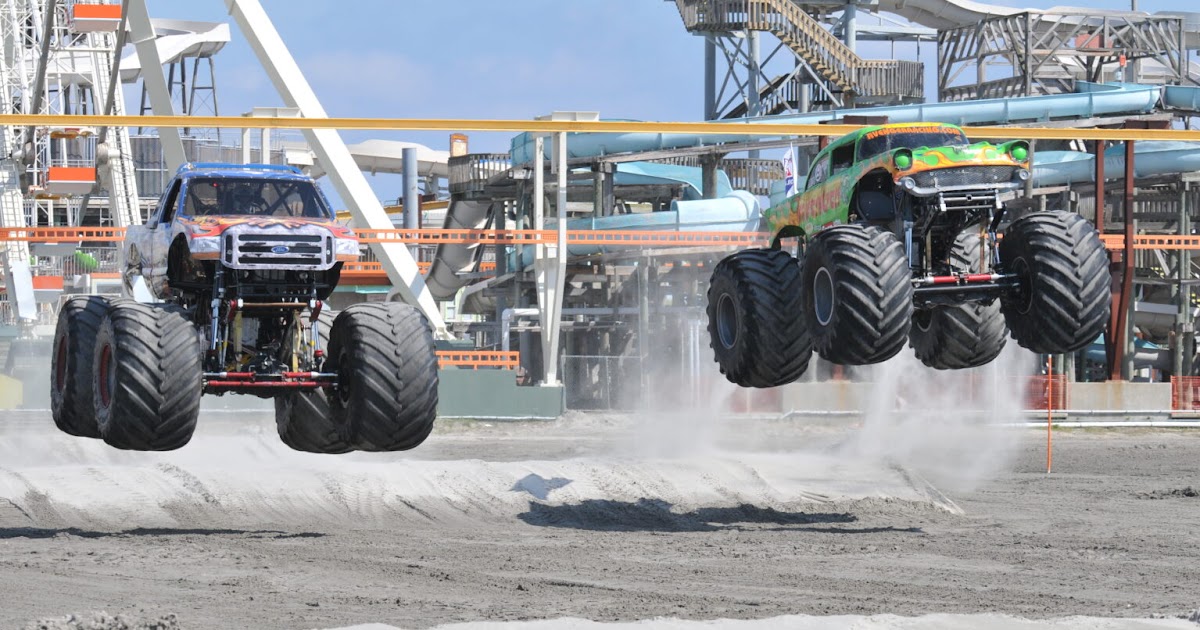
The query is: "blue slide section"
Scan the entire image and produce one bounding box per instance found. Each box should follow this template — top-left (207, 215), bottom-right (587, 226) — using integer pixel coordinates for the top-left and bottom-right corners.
top-left (430, 83), bottom-right (1200, 302)
top-left (510, 82), bottom-right (1164, 165)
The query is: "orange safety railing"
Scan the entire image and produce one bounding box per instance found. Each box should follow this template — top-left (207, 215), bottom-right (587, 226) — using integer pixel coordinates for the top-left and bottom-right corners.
top-left (0, 226), bottom-right (769, 247)
top-left (0, 227), bottom-right (125, 242)
top-left (1025, 374), bottom-right (1069, 410)
top-left (15, 227), bottom-right (1200, 251)
top-left (1171, 376), bottom-right (1200, 411)
top-left (436, 351), bottom-right (520, 370)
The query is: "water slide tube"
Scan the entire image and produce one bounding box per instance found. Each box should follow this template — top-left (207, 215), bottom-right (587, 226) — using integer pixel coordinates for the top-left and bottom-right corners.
top-left (509, 82), bottom-right (1161, 165)
top-left (426, 83), bottom-right (1200, 302)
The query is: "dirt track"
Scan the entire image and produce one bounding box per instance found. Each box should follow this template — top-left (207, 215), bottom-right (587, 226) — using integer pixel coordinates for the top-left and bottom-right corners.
top-left (1, 409), bottom-right (1199, 629)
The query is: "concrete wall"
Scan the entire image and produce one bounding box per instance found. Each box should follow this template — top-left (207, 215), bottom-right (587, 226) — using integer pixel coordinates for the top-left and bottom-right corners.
top-left (781, 380), bottom-right (1173, 412)
top-left (781, 381), bottom-right (868, 412)
top-left (438, 369), bottom-right (564, 419)
top-left (1069, 382), bottom-right (1172, 411)
top-left (0, 374), bottom-right (21, 409)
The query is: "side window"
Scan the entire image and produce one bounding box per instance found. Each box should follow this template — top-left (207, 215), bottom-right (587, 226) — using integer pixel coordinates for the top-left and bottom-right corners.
top-left (831, 144), bottom-right (855, 174)
top-left (155, 179), bottom-right (182, 226)
top-left (807, 156), bottom-right (831, 189)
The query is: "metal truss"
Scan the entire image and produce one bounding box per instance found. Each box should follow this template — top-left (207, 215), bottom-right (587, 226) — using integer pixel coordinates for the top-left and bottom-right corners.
top-left (705, 31), bottom-right (843, 120)
top-left (939, 11), bottom-right (1189, 102)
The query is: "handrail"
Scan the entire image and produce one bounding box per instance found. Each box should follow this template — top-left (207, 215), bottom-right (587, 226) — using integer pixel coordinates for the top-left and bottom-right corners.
top-left (5, 115), bottom-right (1200, 142)
top-left (0, 226), bottom-right (770, 247)
top-left (9, 228), bottom-right (1200, 250)
top-left (436, 351), bottom-right (520, 370)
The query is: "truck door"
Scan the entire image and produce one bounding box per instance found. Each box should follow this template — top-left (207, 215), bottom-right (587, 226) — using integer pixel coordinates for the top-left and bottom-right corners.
top-left (145, 179), bottom-right (182, 288)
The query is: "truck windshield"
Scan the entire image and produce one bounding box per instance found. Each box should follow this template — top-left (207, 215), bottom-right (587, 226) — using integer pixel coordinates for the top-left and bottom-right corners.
top-left (857, 128), bottom-right (968, 161)
top-left (183, 177), bottom-right (333, 219)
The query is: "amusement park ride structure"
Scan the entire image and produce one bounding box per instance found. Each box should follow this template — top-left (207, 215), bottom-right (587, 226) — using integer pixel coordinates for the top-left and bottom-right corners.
top-left (3, 0), bottom-right (1200, 412)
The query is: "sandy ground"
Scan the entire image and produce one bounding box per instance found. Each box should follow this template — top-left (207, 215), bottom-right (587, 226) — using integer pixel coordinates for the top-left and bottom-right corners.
top-left (1, 408), bottom-right (1199, 630)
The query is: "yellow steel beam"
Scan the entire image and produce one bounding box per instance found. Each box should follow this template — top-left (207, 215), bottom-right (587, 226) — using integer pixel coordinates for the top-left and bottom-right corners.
top-left (4, 114), bottom-right (1200, 141)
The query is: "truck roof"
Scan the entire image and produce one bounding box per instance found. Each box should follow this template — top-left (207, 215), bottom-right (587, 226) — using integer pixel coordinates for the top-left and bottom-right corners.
top-left (174, 162), bottom-right (311, 182)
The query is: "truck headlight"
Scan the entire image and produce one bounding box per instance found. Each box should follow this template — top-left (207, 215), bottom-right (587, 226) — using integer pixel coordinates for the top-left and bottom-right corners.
top-left (1015, 168), bottom-right (1031, 181)
top-left (900, 177), bottom-right (918, 191)
top-left (1009, 141), bottom-right (1030, 162)
top-left (335, 238), bottom-right (360, 261)
top-left (190, 236), bottom-right (221, 260)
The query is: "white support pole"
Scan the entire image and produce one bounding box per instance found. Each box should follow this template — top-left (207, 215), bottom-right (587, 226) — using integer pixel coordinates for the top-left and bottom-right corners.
top-left (224, 0), bottom-right (447, 336)
top-left (241, 127), bottom-right (252, 164)
top-left (541, 131), bottom-right (568, 386)
top-left (127, 0), bottom-right (187, 171)
top-left (532, 136), bottom-right (550, 382)
top-left (260, 127), bottom-right (271, 164)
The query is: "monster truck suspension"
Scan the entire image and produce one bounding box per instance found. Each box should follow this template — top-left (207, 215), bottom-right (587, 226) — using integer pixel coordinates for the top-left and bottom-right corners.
top-left (201, 264), bottom-right (336, 396)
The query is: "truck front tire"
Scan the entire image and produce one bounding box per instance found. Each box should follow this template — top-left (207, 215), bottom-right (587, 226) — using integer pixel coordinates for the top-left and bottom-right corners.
top-left (93, 302), bottom-right (202, 451)
top-left (275, 310), bottom-right (354, 454)
top-left (1000, 212), bottom-right (1109, 354)
top-left (803, 225), bottom-right (913, 365)
top-left (910, 231), bottom-right (1008, 369)
top-left (706, 248), bottom-right (811, 387)
top-left (51, 296), bottom-right (113, 438)
top-left (327, 303), bottom-right (439, 452)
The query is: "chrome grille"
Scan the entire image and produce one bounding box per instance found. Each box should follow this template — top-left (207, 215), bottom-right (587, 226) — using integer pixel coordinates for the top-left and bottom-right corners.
top-left (222, 226), bottom-right (334, 270)
top-left (912, 166), bottom-right (1017, 189)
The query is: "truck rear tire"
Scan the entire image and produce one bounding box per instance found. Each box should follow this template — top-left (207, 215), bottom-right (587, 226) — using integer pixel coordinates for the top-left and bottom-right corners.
top-left (803, 225), bottom-right (913, 365)
top-left (1000, 212), bottom-right (1109, 354)
top-left (910, 232), bottom-right (1007, 369)
top-left (274, 310), bottom-right (354, 454)
top-left (706, 248), bottom-right (811, 387)
top-left (94, 302), bottom-right (202, 451)
top-left (327, 303), bottom-right (439, 452)
top-left (51, 296), bottom-right (113, 438)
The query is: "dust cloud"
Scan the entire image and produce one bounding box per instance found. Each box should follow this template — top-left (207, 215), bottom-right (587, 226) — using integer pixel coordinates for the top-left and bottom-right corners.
top-left (844, 344), bottom-right (1034, 493)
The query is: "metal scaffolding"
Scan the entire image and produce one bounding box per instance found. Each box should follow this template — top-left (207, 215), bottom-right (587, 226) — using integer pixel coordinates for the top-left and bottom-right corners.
top-left (938, 11), bottom-right (1190, 102)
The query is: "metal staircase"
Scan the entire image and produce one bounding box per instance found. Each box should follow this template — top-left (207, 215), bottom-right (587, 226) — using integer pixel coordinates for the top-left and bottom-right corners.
top-left (670, 0), bottom-right (923, 110)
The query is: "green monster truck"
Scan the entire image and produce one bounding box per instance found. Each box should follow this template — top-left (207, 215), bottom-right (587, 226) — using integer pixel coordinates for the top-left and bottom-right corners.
top-left (707, 122), bottom-right (1109, 386)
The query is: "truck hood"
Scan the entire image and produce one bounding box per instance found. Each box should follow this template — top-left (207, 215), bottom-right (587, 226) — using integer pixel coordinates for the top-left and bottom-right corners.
top-left (182, 215), bottom-right (356, 240)
top-left (898, 142), bottom-right (1024, 176)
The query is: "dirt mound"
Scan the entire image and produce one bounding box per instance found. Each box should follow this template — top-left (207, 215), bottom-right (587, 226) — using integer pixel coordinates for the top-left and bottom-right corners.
top-left (0, 413), bottom-right (952, 532)
top-left (23, 612), bottom-right (179, 630)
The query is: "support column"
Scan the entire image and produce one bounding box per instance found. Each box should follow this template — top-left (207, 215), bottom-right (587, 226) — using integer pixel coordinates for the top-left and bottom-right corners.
top-left (403, 147), bottom-right (420, 257)
top-left (539, 131), bottom-right (568, 386)
top-left (1177, 181), bottom-right (1193, 377)
top-left (241, 128), bottom-right (252, 164)
top-left (844, 2), bottom-right (858, 53)
top-left (260, 128), bottom-right (271, 164)
top-left (1111, 138), bottom-right (1136, 381)
top-left (701, 155), bottom-right (720, 199)
top-left (704, 35), bottom-right (716, 121)
top-left (747, 31), bottom-right (762, 119)
top-left (128, 0), bottom-right (187, 171)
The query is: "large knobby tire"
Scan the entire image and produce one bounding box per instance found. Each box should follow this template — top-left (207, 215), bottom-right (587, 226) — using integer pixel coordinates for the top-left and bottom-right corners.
top-left (94, 302), bottom-right (203, 451)
top-left (327, 303), bottom-right (439, 452)
top-left (803, 225), bottom-right (913, 365)
top-left (706, 248), bottom-right (811, 388)
top-left (274, 310), bottom-right (354, 454)
top-left (1000, 211), bottom-right (1110, 354)
top-left (910, 231), bottom-right (1008, 369)
top-left (50, 296), bottom-right (114, 438)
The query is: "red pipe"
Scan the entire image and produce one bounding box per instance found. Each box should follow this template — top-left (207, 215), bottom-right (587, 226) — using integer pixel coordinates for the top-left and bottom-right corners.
top-left (205, 381), bottom-right (324, 389)
top-left (205, 372), bottom-right (334, 380)
top-left (923, 273), bottom-right (1007, 285)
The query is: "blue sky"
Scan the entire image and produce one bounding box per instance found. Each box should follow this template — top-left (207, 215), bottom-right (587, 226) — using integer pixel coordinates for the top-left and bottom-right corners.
top-left (137, 0), bottom-right (1191, 202)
